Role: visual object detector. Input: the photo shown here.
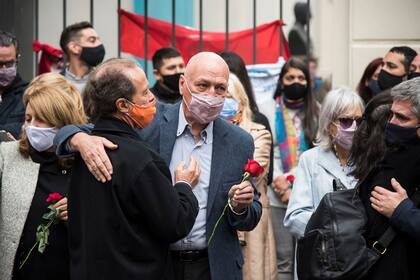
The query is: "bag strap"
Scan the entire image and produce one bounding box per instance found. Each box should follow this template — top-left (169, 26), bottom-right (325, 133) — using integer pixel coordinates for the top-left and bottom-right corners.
top-left (372, 189), bottom-right (420, 255)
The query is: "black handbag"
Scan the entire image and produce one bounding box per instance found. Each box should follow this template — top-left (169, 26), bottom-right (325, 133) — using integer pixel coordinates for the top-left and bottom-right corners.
top-left (296, 184), bottom-right (420, 280)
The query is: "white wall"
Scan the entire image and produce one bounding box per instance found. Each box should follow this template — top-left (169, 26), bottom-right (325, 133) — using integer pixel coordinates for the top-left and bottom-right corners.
top-left (349, 0), bottom-right (420, 88)
top-left (38, 0), bottom-right (133, 60)
top-left (195, 0), bottom-right (420, 90)
top-left (37, 0), bottom-right (420, 89)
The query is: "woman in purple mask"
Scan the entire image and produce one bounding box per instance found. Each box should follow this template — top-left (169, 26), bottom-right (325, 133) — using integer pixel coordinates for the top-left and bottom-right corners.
top-left (259, 57), bottom-right (319, 280)
top-left (284, 87), bottom-right (364, 241)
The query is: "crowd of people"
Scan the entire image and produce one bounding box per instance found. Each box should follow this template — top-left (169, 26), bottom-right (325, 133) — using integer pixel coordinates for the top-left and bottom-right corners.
top-left (0, 19), bottom-right (420, 280)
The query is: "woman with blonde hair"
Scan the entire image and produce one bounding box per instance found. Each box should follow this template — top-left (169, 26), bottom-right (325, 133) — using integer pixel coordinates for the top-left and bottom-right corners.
top-left (0, 72), bottom-right (87, 280)
top-left (220, 73), bottom-right (277, 280)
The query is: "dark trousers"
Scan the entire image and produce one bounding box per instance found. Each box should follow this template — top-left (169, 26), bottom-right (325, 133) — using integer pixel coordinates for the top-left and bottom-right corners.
top-left (170, 250), bottom-right (211, 280)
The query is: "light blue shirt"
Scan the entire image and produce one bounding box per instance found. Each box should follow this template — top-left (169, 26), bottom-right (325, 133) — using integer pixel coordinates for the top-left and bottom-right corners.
top-left (170, 105), bottom-right (213, 250)
top-left (63, 67), bottom-right (90, 94)
top-left (284, 146), bottom-right (357, 238)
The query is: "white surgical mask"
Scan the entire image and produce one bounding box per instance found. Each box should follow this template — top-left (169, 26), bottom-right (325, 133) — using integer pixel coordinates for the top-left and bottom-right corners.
top-left (25, 126), bottom-right (58, 152)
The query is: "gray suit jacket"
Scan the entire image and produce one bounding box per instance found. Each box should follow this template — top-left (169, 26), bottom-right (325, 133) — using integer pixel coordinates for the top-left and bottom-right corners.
top-left (0, 141), bottom-right (40, 280)
top-left (141, 102), bottom-right (263, 280)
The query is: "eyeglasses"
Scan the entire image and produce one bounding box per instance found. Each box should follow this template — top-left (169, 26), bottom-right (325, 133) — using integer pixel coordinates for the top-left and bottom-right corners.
top-left (336, 117), bottom-right (362, 129)
top-left (0, 60), bottom-right (16, 69)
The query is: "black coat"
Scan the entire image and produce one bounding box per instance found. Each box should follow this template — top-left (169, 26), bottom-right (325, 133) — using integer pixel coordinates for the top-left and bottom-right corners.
top-left (68, 117), bottom-right (199, 280)
top-left (0, 74), bottom-right (27, 138)
top-left (359, 142), bottom-right (420, 280)
top-left (390, 198), bottom-right (420, 243)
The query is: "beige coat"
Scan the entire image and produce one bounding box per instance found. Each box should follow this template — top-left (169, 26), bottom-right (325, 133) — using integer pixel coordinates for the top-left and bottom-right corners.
top-left (0, 141), bottom-right (40, 280)
top-left (239, 122), bottom-right (277, 280)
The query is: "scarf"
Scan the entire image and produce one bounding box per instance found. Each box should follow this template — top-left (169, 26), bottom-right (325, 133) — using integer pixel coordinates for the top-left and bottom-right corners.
top-left (275, 97), bottom-right (308, 172)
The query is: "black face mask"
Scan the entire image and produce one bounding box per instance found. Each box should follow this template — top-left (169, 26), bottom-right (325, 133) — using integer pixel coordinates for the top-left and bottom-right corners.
top-left (408, 72), bottom-right (420, 80)
top-left (161, 73), bottom-right (182, 92)
top-left (80, 44), bottom-right (105, 67)
top-left (367, 79), bottom-right (382, 95)
top-left (385, 122), bottom-right (420, 146)
top-left (378, 69), bottom-right (405, 91)
top-left (282, 83), bottom-right (308, 100)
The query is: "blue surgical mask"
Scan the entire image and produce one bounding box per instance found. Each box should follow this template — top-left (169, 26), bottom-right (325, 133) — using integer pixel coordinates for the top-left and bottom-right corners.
top-left (25, 126), bottom-right (58, 152)
top-left (220, 98), bottom-right (239, 120)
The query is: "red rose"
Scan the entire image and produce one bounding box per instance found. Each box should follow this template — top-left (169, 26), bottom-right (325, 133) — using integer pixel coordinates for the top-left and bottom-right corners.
top-left (286, 174), bottom-right (295, 184)
top-left (244, 159), bottom-right (264, 178)
top-left (46, 192), bottom-right (63, 203)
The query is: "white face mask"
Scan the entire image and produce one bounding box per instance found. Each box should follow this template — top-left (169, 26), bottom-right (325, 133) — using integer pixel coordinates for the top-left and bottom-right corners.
top-left (25, 126), bottom-right (58, 152)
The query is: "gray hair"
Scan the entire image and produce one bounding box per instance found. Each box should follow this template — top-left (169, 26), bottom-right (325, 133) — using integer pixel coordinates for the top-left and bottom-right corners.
top-left (315, 87), bottom-right (364, 148)
top-left (391, 77), bottom-right (420, 120)
top-left (0, 30), bottom-right (19, 57)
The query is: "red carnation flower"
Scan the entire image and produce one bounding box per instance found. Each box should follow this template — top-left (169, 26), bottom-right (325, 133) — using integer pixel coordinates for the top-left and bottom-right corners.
top-left (244, 159), bottom-right (264, 178)
top-left (46, 192), bottom-right (63, 203)
top-left (286, 174), bottom-right (295, 184)
top-left (208, 159), bottom-right (264, 245)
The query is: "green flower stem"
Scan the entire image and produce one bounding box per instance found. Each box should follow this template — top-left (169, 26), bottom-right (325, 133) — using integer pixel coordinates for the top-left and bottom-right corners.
top-left (207, 172), bottom-right (250, 245)
top-left (207, 203), bottom-right (229, 245)
top-left (242, 172), bottom-right (249, 183)
top-left (19, 217), bottom-right (54, 270)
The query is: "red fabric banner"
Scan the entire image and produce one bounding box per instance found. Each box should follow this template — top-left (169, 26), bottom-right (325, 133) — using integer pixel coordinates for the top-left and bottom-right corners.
top-left (119, 9), bottom-right (289, 65)
top-left (32, 40), bottom-right (64, 74)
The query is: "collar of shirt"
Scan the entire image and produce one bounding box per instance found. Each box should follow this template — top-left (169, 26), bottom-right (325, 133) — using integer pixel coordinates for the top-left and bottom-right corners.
top-left (64, 67), bottom-right (90, 82)
top-left (177, 104), bottom-right (214, 144)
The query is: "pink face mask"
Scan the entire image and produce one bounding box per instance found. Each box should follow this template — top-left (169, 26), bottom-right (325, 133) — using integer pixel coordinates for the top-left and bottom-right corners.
top-left (184, 80), bottom-right (225, 124)
top-left (334, 120), bottom-right (357, 151)
top-left (0, 66), bottom-right (17, 87)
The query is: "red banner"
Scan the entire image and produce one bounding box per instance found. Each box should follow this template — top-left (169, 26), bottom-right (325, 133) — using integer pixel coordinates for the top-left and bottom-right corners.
top-left (33, 40), bottom-right (64, 75)
top-left (119, 9), bottom-right (289, 65)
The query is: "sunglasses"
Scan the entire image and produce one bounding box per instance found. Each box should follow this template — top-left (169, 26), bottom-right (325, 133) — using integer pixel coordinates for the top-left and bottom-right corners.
top-left (336, 117), bottom-right (362, 129)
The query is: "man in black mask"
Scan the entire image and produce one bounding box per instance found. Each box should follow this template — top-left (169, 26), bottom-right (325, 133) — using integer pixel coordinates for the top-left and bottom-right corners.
top-left (377, 46), bottom-right (417, 91)
top-left (409, 54), bottom-right (420, 80)
top-left (59, 21), bottom-right (105, 94)
top-left (151, 47), bottom-right (184, 104)
top-left (358, 77), bottom-right (420, 279)
top-left (0, 31), bottom-right (27, 139)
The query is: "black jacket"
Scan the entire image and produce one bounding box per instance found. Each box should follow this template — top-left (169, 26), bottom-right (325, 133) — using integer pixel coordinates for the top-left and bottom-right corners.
top-left (150, 82), bottom-right (182, 104)
top-left (359, 142), bottom-right (420, 280)
top-left (68, 117), bottom-right (199, 280)
top-left (0, 74), bottom-right (27, 138)
top-left (390, 198), bottom-right (420, 243)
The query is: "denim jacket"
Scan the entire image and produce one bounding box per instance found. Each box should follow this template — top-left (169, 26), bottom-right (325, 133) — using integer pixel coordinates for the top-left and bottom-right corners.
top-left (284, 146), bottom-right (357, 238)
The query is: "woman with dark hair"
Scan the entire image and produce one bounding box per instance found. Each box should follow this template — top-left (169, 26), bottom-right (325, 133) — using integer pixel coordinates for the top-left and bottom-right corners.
top-left (349, 79), bottom-right (420, 279)
top-left (348, 90), bottom-right (392, 180)
top-left (220, 51), bottom-right (260, 113)
top-left (356, 57), bottom-right (383, 104)
top-left (261, 56), bottom-right (319, 279)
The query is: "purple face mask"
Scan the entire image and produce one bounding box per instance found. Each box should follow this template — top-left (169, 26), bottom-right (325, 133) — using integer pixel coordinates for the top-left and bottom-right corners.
top-left (0, 66), bottom-right (17, 87)
top-left (334, 120), bottom-right (357, 151)
top-left (184, 80), bottom-right (225, 124)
